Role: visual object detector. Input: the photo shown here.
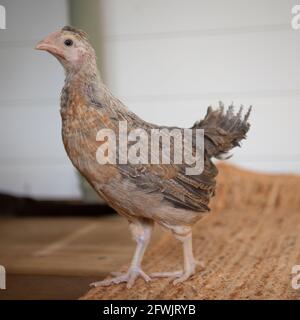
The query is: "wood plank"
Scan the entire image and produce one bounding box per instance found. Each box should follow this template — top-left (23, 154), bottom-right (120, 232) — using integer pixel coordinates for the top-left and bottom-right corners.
top-left (0, 274), bottom-right (96, 300)
top-left (0, 215), bottom-right (162, 278)
top-left (0, 214), bottom-right (164, 299)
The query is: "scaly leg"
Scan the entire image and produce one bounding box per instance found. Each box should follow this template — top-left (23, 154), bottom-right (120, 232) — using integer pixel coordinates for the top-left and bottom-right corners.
top-left (151, 226), bottom-right (203, 284)
top-left (90, 218), bottom-right (153, 289)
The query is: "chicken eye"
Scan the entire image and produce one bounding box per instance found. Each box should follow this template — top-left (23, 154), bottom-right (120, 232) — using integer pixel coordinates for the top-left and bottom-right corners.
top-left (64, 39), bottom-right (73, 47)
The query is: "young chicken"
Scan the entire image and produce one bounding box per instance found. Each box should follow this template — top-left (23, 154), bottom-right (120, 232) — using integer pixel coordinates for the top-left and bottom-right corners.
top-left (36, 26), bottom-right (251, 288)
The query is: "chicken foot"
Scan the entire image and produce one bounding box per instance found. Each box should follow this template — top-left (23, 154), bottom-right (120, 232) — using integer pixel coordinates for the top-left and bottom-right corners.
top-left (90, 219), bottom-right (153, 289)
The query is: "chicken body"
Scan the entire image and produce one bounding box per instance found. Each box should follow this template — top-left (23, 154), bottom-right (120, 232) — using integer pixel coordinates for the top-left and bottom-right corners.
top-left (36, 26), bottom-right (251, 288)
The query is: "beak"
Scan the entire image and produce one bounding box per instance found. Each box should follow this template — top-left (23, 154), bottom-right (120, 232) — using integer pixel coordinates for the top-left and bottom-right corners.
top-left (35, 40), bottom-right (54, 51)
top-left (35, 32), bottom-right (65, 59)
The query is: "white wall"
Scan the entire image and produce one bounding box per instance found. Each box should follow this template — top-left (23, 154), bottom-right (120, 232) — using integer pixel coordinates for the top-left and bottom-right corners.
top-left (0, 0), bottom-right (299, 200)
top-left (0, 0), bottom-right (81, 198)
top-left (99, 0), bottom-right (300, 174)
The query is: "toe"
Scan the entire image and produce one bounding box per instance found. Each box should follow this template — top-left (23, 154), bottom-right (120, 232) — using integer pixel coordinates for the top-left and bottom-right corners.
top-left (126, 268), bottom-right (151, 288)
top-left (90, 274), bottom-right (128, 287)
top-left (173, 269), bottom-right (195, 285)
top-left (150, 271), bottom-right (182, 279)
top-left (140, 270), bottom-right (151, 282)
top-left (127, 272), bottom-right (138, 289)
top-left (173, 275), bottom-right (189, 285)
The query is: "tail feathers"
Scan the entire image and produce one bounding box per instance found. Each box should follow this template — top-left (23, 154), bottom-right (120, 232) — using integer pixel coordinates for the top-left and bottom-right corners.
top-left (193, 102), bottom-right (252, 159)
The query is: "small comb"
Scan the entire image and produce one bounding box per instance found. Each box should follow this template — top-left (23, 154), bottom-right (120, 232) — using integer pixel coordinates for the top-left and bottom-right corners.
top-left (62, 26), bottom-right (88, 39)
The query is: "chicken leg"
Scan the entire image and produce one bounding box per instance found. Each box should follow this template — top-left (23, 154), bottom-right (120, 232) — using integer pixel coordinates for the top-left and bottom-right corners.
top-left (151, 226), bottom-right (204, 284)
top-left (90, 218), bottom-right (153, 289)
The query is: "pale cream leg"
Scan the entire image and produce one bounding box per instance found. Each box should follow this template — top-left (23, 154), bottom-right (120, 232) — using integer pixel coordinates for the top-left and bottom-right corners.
top-left (90, 219), bottom-right (153, 288)
top-left (151, 226), bottom-right (204, 284)
top-left (173, 231), bottom-right (198, 284)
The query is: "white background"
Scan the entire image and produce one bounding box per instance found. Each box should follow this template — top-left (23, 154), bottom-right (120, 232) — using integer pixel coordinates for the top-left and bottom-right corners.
top-left (0, 0), bottom-right (299, 199)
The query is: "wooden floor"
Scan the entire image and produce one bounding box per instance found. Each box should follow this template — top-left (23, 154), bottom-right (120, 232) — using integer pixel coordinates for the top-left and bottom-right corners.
top-left (0, 215), bottom-right (162, 299)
